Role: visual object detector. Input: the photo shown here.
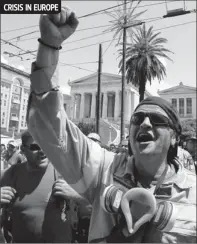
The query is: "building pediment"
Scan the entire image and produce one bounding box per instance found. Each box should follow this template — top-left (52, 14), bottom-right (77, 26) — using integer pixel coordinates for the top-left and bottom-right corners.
top-left (159, 83), bottom-right (196, 95)
top-left (69, 72), bottom-right (121, 86)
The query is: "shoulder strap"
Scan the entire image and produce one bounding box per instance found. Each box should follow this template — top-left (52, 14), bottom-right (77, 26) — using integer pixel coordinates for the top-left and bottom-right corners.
top-left (53, 168), bottom-right (58, 181)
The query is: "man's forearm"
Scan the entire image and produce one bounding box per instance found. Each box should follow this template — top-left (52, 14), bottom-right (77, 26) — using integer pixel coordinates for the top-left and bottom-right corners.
top-left (36, 43), bottom-right (59, 69)
top-left (30, 43), bottom-right (60, 95)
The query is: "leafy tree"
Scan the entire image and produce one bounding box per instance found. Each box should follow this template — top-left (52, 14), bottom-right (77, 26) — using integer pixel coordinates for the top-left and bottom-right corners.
top-left (119, 24), bottom-right (173, 101)
top-left (76, 122), bottom-right (96, 136)
top-left (181, 119), bottom-right (197, 139)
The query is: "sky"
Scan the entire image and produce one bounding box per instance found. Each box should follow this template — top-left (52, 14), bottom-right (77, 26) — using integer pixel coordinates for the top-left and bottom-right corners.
top-left (1, 1), bottom-right (196, 95)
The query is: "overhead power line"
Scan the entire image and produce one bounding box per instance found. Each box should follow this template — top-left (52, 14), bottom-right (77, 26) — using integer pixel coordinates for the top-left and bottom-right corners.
top-left (3, 20), bottom-right (196, 74)
top-left (1, 38), bottom-right (36, 58)
top-left (7, 16), bottom-right (164, 56)
top-left (61, 20), bottom-right (196, 53)
top-left (59, 62), bottom-right (96, 73)
top-left (1, 0), bottom-right (176, 36)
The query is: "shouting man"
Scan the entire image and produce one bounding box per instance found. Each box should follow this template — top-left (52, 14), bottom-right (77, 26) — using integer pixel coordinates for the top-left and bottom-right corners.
top-left (26, 8), bottom-right (196, 243)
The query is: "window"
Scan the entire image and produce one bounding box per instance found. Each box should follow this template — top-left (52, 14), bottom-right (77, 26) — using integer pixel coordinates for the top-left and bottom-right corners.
top-left (11, 113), bottom-right (17, 117)
top-left (2, 119), bottom-right (5, 124)
top-left (171, 98), bottom-right (177, 111)
top-left (23, 105), bottom-right (25, 110)
top-left (179, 98), bottom-right (184, 116)
top-left (22, 116), bottom-right (24, 120)
top-left (1, 93), bottom-right (3, 97)
top-left (4, 100), bottom-right (6, 106)
top-left (2, 112), bottom-right (5, 117)
top-left (21, 121), bottom-right (24, 127)
top-left (5, 94), bottom-right (7, 99)
top-left (186, 98), bottom-right (192, 114)
top-left (13, 86), bottom-right (21, 95)
top-left (13, 94), bottom-right (19, 100)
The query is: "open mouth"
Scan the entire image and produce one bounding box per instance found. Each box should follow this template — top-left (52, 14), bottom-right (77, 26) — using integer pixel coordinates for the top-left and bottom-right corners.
top-left (38, 152), bottom-right (47, 160)
top-left (137, 133), bottom-right (154, 142)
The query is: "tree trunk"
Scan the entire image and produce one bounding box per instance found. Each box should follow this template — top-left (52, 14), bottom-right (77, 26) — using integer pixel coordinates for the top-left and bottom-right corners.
top-left (139, 79), bottom-right (146, 102)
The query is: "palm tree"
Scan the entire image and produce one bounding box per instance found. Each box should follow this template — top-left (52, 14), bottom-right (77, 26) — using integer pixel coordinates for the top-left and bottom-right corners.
top-left (119, 24), bottom-right (173, 102)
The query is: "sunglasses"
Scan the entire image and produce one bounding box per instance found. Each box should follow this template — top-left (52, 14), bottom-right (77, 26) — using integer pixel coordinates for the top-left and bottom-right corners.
top-left (7, 144), bottom-right (15, 150)
top-left (22, 143), bottom-right (41, 151)
top-left (130, 112), bottom-right (172, 127)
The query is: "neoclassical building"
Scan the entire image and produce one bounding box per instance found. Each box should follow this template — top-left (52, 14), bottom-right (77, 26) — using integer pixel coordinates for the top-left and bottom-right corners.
top-left (69, 72), bottom-right (152, 123)
top-left (158, 82), bottom-right (196, 121)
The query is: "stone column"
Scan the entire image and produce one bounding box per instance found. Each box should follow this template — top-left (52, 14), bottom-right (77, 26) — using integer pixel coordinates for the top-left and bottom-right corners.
top-left (102, 92), bottom-right (108, 119)
top-left (70, 93), bottom-right (75, 119)
top-left (80, 93), bottom-right (85, 119)
top-left (91, 92), bottom-right (96, 118)
top-left (114, 90), bottom-right (120, 120)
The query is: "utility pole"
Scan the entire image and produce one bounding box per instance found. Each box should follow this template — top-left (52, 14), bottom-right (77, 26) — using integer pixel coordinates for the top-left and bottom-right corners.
top-left (120, 0), bottom-right (127, 144)
top-left (96, 44), bottom-right (102, 134)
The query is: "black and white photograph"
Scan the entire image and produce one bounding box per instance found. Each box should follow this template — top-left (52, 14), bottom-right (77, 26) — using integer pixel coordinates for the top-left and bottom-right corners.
top-left (0, 1), bottom-right (196, 243)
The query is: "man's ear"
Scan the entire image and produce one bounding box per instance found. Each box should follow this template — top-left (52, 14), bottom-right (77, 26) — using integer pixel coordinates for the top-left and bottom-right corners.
top-left (171, 131), bottom-right (177, 147)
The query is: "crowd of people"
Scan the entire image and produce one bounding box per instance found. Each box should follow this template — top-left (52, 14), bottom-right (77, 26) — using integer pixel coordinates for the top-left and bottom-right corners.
top-left (0, 7), bottom-right (196, 243)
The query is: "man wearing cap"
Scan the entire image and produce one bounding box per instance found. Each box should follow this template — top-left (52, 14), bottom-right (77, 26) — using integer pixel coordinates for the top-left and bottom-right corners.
top-left (5, 140), bottom-right (24, 167)
top-left (26, 8), bottom-right (196, 243)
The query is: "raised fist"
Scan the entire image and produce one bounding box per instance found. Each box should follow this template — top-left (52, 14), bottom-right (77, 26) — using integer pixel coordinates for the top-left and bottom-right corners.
top-left (39, 7), bottom-right (79, 48)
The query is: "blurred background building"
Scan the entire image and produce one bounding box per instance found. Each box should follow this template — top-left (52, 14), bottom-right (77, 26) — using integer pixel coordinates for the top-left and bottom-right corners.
top-left (159, 82), bottom-right (196, 121)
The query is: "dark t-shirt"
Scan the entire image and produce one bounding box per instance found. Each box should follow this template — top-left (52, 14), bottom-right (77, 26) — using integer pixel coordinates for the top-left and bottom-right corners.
top-left (0, 163), bottom-right (72, 243)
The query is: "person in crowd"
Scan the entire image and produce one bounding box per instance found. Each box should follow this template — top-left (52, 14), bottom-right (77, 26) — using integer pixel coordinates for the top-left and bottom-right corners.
top-left (1, 144), bottom-right (7, 170)
top-left (1, 144), bottom-right (6, 154)
top-left (186, 136), bottom-right (197, 174)
top-left (120, 139), bottom-right (129, 154)
top-left (109, 143), bottom-right (117, 153)
top-left (4, 140), bottom-right (24, 167)
top-left (186, 137), bottom-right (197, 161)
top-left (26, 8), bottom-right (196, 243)
top-left (177, 145), bottom-right (195, 172)
top-left (0, 130), bottom-right (90, 243)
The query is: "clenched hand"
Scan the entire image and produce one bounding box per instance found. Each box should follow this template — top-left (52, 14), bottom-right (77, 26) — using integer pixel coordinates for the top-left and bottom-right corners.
top-left (39, 6), bottom-right (79, 48)
top-left (0, 186), bottom-right (17, 205)
top-left (52, 179), bottom-right (81, 200)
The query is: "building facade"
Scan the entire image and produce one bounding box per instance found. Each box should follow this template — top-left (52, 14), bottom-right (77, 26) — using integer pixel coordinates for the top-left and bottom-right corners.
top-left (1, 63), bottom-right (72, 134)
top-left (158, 82), bottom-right (196, 120)
top-left (63, 93), bottom-right (72, 118)
top-left (1, 63), bottom-right (31, 134)
top-left (69, 72), bottom-right (153, 124)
